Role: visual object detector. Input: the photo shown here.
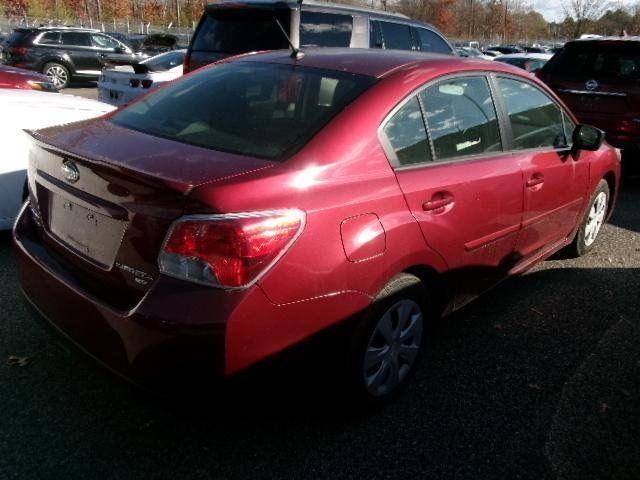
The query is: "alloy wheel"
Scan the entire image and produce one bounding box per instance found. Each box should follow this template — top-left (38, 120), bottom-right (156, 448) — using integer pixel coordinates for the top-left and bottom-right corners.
top-left (584, 191), bottom-right (607, 247)
top-left (45, 65), bottom-right (68, 89)
top-left (363, 299), bottom-right (423, 397)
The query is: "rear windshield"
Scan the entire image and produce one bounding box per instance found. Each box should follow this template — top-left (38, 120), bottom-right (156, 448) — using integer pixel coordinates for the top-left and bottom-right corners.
top-left (546, 42), bottom-right (640, 79)
top-left (6, 30), bottom-right (33, 45)
top-left (111, 61), bottom-right (376, 160)
top-left (192, 10), bottom-right (290, 54)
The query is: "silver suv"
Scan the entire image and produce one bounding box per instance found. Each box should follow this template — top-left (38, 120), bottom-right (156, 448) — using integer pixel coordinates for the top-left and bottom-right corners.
top-left (184, 0), bottom-right (453, 72)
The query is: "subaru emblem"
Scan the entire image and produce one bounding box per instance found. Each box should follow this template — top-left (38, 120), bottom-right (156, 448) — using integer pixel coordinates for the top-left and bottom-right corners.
top-left (585, 79), bottom-right (599, 92)
top-left (61, 160), bottom-right (80, 184)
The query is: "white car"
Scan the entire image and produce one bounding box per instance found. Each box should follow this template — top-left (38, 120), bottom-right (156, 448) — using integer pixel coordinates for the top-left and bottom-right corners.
top-left (0, 90), bottom-right (115, 230)
top-left (98, 49), bottom-right (186, 106)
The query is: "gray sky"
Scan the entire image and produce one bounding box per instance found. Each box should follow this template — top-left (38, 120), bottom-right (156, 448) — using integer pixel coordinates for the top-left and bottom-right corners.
top-left (532, 0), bottom-right (635, 22)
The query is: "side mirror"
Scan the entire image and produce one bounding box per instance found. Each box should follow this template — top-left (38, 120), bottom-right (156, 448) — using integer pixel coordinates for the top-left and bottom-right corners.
top-left (572, 124), bottom-right (604, 152)
top-left (114, 46), bottom-right (125, 54)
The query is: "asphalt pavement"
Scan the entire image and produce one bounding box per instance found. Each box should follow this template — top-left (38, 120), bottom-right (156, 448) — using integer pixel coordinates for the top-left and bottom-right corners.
top-left (1, 132), bottom-right (639, 478)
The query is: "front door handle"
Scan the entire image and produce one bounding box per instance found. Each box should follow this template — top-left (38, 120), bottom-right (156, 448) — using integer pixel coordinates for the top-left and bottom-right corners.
top-left (423, 192), bottom-right (454, 212)
top-left (526, 173), bottom-right (545, 188)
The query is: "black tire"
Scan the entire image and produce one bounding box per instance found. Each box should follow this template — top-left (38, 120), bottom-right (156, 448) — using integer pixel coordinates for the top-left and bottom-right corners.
top-left (566, 179), bottom-right (610, 257)
top-left (344, 273), bottom-right (428, 407)
top-left (42, 62), bottom-right (70, 90)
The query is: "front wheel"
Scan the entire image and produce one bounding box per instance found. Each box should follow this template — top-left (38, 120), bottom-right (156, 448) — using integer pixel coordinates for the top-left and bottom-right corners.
top-left (345, 274), bottom-right (427, 406)
top-left (567, 180), bottom-right (610, 257)
top-left (43, 62), bottom-right (70, 90)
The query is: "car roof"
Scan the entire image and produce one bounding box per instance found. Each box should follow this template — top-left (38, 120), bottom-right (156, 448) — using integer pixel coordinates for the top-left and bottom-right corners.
top-left (230, 48), bottom-right (521, 78)
top-left (206, 0), bottom-right (441, 28)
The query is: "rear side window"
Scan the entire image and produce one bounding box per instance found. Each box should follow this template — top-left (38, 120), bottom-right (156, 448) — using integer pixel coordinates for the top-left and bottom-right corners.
top-left (192, 10), bottom-right (290, 54)
top-left (497, 77), bottom-right (567, 150)
top-left (383, 97), bottom-right (431, 166)
top-left (61, 32), bottom-right (91, 47)
top-left (39, 32), bottom-right (61, 45)
top-left (300, 11), bottom-right (352, 47)
top-left (420, 77), bottom-right (502, 160)
top-left (546, 43), bottom-right (640, 80)
top-left (111, 62), bottom-right (376, 161)
top-left (412, 27), bottom-right (451, 54)
top-left (378, 21), bottom-right (413, 50)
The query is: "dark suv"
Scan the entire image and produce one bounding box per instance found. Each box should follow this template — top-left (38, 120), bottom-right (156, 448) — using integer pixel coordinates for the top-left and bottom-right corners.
top-left (3, 27), bottom-right (137, 89)
top-left (184, 0), bottom-right (453, 73)
top-left (539, 38), bottom-right (640, 159)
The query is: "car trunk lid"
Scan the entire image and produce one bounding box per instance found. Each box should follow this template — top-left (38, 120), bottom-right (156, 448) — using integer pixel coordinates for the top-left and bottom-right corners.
top-left (27, 120), bottom-right (276, 309)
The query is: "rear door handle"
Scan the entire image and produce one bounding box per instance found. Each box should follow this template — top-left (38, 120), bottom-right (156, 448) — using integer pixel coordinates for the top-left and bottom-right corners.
top-left (526, 173), bottom-right (545, 188)
top-left (423, 192), bottom-right (454, 212)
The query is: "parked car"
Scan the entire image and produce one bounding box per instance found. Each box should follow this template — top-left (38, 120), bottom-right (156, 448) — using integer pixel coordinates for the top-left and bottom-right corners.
top-left (456, 46), bottom-right (493, 60)
top-left (0, 64), bottom-right (56, 91)
top-left (487, 45), bottom-right (524, 54)
top-left (3, 27), bottom-right (142, 89)
top-left (0, 89), bottom-right (114, 230)
top-left (15, 49), bottom-right (620, 404)
top-left (98, 49), bottom-right (186, 106)
top-left (184, 0), bottom-right (454, 73)
top-left (495, 53), bottom-right (553, 72)
top-left (482, 49), bottom-right (502, 57)
top-left (538, 37), bottom-right (640, 154)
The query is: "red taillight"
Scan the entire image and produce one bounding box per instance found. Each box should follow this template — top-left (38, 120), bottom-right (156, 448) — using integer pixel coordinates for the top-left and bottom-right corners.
top-left (159, 210), bottom-right (305, 288)
top-left (183, 51), bottom-right (192, 74)
top-left (141, 79), bottom-right (153, 89)
top-left (9, 46), bottom-right (28, 55)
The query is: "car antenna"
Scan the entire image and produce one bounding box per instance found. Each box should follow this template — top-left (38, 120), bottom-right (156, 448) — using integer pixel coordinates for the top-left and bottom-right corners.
top-left (274, 16), bottom-right (304, 60)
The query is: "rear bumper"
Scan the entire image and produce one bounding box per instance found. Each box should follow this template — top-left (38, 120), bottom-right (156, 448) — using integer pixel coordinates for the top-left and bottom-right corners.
top-left (97, 82), bottom-right (141, 106)
top-left (13, 202), bottom-right (229, 383)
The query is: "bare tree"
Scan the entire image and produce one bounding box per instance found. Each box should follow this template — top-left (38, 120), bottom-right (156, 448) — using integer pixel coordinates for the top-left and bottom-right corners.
top-left (562, 0), bottom-right (609, 37)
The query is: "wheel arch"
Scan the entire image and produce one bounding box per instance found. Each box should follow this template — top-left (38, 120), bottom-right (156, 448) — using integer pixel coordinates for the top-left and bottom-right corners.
top-left (41, 57), bottom-right (74, 75)
top-left (602, 170), bottom-right (617, 218)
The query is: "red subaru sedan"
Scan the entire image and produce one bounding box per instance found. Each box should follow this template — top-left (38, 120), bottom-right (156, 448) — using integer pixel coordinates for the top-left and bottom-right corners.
top-left (0, 64), bottom-right (56, 91)
top-left (14, 49), bottom-right (620, 403)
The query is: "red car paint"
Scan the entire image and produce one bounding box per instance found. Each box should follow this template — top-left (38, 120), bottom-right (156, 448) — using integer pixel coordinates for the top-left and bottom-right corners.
top-left (14, 49), bottom-right (621, 381)
top-left (538, 38), bottom-right (640, 149)
top-left (0, 65), bottom-right (52, 90)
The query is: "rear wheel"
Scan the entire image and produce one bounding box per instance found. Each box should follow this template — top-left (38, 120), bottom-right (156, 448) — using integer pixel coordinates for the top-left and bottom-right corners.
top-left (43, 62), bottom-right (70, 90)
top-left (345, 274), bottom-right (427, 406)
top-left (567, 180), bottom-right (609, 257)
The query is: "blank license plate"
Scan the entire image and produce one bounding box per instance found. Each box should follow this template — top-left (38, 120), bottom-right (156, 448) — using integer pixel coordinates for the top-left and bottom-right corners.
top-left (49, 194), bottom-right (125, 267)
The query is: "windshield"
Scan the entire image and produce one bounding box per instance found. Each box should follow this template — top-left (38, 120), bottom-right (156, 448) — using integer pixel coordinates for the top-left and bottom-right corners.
top-left (192, 9), bottom-right (290, 54)
top-left (142, 50), bottom-right (186, 71)
top-left (111, 61), bottom-right (376, 161)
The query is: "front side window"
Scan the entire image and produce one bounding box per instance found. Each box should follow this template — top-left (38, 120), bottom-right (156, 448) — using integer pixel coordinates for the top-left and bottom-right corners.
top-left (300, 11), bottom-right (352, 47)
top-left (383, 97), bottom-right (431, 166)
top-left (60, 32), bottom-right (91, 47)
top-left (378, 21), bottom-right (413, 50)
top-left (111, 62), bottom-right (376, 161)
top-left (497, 77), bottom-right (567, 150)
top-left (420, 76), bottom-right (502, 160)
top-left (412, 27), bottom-right (451, 54)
